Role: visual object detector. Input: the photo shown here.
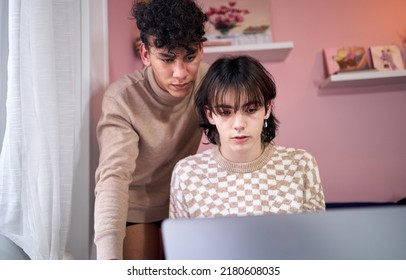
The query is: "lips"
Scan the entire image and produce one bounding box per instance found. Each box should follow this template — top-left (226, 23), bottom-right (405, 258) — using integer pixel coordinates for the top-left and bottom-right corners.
top-left (172, 82), bottom-right (192, 90)
top-left (232, 135), bottom-right (250, 144)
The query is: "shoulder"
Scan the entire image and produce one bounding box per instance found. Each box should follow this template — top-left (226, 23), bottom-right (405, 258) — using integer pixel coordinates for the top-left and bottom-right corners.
top-left (273, 145), bottom-right (318, 165)
top-left (173, 148), bottom-right (213, 175)
top-left (101, 68), bottom-right (152, 114)
top-left (103, 68), bottom-right (148, 100)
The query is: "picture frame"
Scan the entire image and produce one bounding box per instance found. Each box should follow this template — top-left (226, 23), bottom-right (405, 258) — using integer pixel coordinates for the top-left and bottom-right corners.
top-left (323, 46), bottom-right (370, 76)
top-left (197, 0), bottom-right (273, 46)
top-left (369, 45), bottom-right (405, 71)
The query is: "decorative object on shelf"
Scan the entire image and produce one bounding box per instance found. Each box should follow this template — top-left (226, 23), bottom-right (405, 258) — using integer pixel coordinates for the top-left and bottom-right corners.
top-left (399, 30), bottom-right (406, 64)
top-left (243, 25), bottom-right (269, 35)
top-left (369, 45), bottom-right (405, 71)
top-left (205, 1), bottom-right (249, 37)
top-left (323, 46), bottom-right (370, 76)
top-left (320, 44), bottom-right (406, 89)
top-left (201, 0), bottom-right (272, 46)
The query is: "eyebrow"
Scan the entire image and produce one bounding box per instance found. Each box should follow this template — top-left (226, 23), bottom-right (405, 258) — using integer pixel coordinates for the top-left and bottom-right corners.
top-left (154, 48), bottom-right (197, 58)
top-left (155, 52), bottom-right (176, 59)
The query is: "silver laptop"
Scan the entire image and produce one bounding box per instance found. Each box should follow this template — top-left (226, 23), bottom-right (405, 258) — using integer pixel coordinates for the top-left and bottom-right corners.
top-left (162, 206), bottom-right (406, 260)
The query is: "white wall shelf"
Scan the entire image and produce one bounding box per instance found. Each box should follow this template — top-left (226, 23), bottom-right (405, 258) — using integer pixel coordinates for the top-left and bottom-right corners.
top-left (320, 70), bottom-right (406, 89)
top-left (203, 41), bottom-right (294, 64)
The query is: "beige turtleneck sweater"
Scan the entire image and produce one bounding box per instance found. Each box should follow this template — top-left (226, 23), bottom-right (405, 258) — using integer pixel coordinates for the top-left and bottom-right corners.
top-left (169, 144), bottom-right (325, 219)
top-left (94, 63), bottom-right (209, 260)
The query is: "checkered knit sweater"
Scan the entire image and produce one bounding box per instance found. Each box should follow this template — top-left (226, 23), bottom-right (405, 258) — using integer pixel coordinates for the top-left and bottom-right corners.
top-left (169, 144), bottom-right (325, 219)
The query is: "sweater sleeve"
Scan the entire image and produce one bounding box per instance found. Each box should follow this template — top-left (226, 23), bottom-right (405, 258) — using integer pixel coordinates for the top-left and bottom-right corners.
top-left (169, 163), bottom-right (191, 219)
top-left (94, 94), bottom-right (140, 260)
top-left (302, 152), bottom-right (326, 212)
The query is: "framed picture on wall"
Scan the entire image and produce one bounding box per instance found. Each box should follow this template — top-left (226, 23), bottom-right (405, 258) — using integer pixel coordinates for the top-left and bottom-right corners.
top-left (197, 0), bottom-right (272, 46)
top-left (323, 46), bottom-right (370, 76)
top-left (369, 45), bottom-right (405, 71)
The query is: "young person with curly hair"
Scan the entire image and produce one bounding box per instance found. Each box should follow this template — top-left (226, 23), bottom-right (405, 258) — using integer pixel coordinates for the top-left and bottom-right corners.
top-left (169, 56), bottom-right (325, 219)
top-left (94, 0), bottom-right (208, 260)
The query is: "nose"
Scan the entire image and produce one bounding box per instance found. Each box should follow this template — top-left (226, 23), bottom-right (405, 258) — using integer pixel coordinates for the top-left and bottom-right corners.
top-left (172, 60), bottom-right (188, 80)
top-left (233, 111), bottom-right (246, 131)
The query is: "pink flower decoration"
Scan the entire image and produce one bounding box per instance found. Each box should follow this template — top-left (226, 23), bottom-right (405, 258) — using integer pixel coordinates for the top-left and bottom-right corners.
top-left (205, 1), bottom-right (250, 31)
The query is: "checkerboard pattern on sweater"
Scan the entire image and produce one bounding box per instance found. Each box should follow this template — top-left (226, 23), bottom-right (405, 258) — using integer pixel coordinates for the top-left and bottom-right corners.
top-left (169, 144), bottom-right (325, 219)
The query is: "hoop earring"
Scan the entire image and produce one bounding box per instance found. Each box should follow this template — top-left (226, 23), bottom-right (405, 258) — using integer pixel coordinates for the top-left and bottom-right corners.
top-left (264, 119), bottom-right (268, 128)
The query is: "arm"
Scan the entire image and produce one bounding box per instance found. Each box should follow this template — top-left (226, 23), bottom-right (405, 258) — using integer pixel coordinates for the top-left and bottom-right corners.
top-left (169, 164), bottom-right (190, 219)
top-left (302, 153), bottom-right (326, 212)
top-left (94, 95), bottom-right (140, 260)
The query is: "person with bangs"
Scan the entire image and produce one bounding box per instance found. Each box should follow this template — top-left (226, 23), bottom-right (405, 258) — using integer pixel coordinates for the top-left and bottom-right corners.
top-left (94, 0), bottom-right (209, 260)
top-left (169, 55), bottom-right (325, 219)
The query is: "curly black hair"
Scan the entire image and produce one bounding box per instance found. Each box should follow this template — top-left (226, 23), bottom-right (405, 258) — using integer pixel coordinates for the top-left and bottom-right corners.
top-left (195, 55), bottom-right (279, 145)
top-left (132, 0), bottom-right (207, 52)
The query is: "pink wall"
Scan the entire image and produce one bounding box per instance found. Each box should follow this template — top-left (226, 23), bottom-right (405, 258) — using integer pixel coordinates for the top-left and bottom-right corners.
top-left (107, 0), bottom-right (406, 203)
top-left (107, 0), bottom-right (140, 82)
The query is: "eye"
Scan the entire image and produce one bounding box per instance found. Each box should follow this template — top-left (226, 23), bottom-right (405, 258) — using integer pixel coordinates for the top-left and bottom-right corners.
top-left (216, 109), bottom-right (231, 116)
top-left (245, 105), bottom-right (260, 114)
top-left (185, 55), bottom-right (196, 62)
top-left (161, 58), bottom-right (174, 63)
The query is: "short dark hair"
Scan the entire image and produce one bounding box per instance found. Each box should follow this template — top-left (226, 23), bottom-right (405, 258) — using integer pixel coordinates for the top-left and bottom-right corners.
top-left (195, 55), bottom-right (279, 145)
top-left (132, 0), bottom-right (207, 52)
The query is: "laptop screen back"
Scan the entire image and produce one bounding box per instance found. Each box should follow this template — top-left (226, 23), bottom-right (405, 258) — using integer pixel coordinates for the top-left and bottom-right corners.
top-left (162, 206), bottom-right (406, 260)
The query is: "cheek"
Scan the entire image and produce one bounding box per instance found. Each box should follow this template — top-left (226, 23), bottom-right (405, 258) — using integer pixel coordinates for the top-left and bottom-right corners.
top-left (209, 115), bottom-right (228, 132)
top-left (186, 60), bottom-right (201, 75)
top-left (215, 119), bottom-right (232, 134)
top-left (153, 65), bottom-right (172, 80)
top-left (249, 115), bottom-right (266, 130)
top-left (216, 124), bottom-right (228, 138)
top-left (152, 67), bottom-right (173, 90)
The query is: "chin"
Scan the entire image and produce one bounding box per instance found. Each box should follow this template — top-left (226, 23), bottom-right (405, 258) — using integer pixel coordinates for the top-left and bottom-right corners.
top-left (229, 144), bottom-right (250, 152)
top-left (169, 88), bottom-right (192, 98)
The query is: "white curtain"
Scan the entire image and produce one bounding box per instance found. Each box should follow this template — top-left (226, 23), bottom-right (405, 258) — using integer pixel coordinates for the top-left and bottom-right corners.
top-left (0, 0), bottom-right (8, 149)
top-left (0, 0), bottom-right (81, 259)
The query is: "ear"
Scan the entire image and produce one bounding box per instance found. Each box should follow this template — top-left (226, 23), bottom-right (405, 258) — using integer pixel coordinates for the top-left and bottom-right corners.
top-left (264, 101), bottom-right (272, 119)
top-left (204, 106), bottom-right (216, 125)
top-left (139, 43), bottom-right (151, 66)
